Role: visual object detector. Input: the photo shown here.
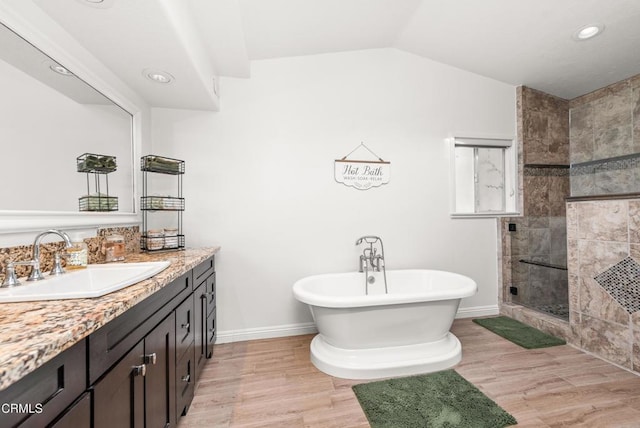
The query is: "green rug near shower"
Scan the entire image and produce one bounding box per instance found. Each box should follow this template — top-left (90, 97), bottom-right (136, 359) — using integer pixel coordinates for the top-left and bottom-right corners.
top-left (352, 370), bottom-right (516, 428)
top-left (473, 316), bottom-right (566, 349)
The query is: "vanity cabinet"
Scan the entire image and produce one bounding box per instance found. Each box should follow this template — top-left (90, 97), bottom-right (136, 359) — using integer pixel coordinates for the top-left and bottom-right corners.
top-left (0, 254), bottom-right (217, 428)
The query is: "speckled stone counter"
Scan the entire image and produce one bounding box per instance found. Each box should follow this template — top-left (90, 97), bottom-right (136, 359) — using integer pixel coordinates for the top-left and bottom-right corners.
top-left (0, 247), bottom-right (220, 391)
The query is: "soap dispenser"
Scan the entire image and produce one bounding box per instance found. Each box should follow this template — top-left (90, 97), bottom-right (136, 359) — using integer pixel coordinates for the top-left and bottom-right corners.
top-left (66, 238), bottom-right (88, 270)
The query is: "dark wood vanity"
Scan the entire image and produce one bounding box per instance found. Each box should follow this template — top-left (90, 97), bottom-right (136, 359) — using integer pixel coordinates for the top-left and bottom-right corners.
top-left (0, 251), bottom-right (217, 428)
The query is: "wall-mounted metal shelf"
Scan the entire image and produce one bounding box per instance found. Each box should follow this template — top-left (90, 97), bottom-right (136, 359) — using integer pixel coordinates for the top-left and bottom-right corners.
top-left (77, 153), bottom-right (118, 212)
top-left (77, 153), bottom-right (117, 174)
top-left (140, 155), bottom-right (185, 252)
top-left (141, 155), bottom-right (185, 175)
top-left (140, 196), bottom-right (185, 211)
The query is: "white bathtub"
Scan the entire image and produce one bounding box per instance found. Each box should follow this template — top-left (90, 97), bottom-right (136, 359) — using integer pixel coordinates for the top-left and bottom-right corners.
top-left (293, 269), bottom-right (477, 379)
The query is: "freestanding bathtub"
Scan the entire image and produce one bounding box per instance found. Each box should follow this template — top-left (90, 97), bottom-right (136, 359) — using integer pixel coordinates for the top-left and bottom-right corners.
top-left (292, 269), bottom-right (477, 379)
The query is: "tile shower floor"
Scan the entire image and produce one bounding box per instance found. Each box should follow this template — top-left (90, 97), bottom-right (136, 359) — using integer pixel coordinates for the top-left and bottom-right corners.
top-left (530, 303), bottom-right (570, 321)
top-left (178, 319), bottom-right (640, 427)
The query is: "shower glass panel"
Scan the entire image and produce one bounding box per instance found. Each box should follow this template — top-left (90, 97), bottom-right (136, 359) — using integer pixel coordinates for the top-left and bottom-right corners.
top-left (509, 215), bottom-right (569, 320)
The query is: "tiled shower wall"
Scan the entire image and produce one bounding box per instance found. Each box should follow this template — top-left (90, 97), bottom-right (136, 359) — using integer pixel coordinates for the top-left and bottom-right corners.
top-left (500, 77), bottom-right (640, 373)
top-left (567, 199), bottom-right (640, 372)
top-left (569, 74), bottom-right (640, 196)
top-left (501, 87), bottom-right (570, 318)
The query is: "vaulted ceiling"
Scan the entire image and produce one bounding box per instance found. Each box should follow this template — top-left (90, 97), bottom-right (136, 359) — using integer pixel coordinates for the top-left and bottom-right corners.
top-left (17, 0), bottom-right (640, 110)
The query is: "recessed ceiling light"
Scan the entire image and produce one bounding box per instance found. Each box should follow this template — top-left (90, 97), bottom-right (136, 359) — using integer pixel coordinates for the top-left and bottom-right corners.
top-left (143, 69), bottom-right (174, 84)
top-left (49, 63), bottom-right (74, 76)
top-left (573, 24), bottom-right (604, 41)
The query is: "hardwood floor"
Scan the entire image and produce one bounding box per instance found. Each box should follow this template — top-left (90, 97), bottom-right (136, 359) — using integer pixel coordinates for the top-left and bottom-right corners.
top-left (178, 319), bottom-right (640, 427)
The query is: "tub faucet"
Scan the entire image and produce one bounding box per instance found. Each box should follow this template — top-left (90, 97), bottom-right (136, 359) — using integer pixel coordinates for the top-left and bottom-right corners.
top-left (355, 236), bottom-right (385, 273)
top-left (355, 236), bottom-right (388, 294)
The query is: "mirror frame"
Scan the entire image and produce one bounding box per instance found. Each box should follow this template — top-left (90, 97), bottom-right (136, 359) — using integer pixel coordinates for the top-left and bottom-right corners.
top-left (0, 3), bottom-right (142, 234)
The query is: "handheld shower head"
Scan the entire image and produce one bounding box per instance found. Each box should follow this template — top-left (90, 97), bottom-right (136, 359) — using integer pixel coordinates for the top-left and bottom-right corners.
top-left (355, 236), bottom-right (381, 245)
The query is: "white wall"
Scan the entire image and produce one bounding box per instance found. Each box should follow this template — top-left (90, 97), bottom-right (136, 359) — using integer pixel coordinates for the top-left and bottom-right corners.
top-left (151, 48), bottom-right (516, 341)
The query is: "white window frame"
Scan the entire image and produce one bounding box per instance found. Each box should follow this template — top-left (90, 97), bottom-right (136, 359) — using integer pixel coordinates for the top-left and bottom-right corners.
top-left (449, 135), bottom-right (519, 218)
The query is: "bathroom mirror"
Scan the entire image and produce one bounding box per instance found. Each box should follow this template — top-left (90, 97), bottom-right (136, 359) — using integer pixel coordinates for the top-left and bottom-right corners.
top-left (0, 21), bottom-right (135, 221)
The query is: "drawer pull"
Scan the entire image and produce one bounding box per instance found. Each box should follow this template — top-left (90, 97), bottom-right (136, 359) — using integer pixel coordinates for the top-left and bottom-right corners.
top-left (144, 353), bottom-right (157, 365)
top-left (181, 374), bottom-right (190, 383)
top-left (132, 364), bottom-right (146, 377)
top-left (181, 323), bottom-right (190, 330)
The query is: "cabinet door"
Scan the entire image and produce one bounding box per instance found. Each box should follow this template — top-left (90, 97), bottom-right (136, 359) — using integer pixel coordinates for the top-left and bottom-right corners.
top-left (144, 313), bottom-right (176, 428)
top-left (194, 282), bottom-right (207, 382)
top-left (93, 341), bottom-right (145, 428)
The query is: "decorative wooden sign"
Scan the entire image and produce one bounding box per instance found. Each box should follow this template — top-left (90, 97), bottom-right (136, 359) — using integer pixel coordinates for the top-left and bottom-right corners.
top-left (334, 143), bottom-right (390, 190)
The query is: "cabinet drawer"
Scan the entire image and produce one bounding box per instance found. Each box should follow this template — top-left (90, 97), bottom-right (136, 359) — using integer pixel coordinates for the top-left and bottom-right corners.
top-left (0, 339), bottom-right (86, 428)
top-left (205, 272), bottom-right (216, 318)
top-left (194, 282), bottom-right (207, 383)
top-left (49, 392), bottom-right (90, 428)
top-left (89, 270), bottom-right (192, 384)
top-left (206, 307), bottom-right (216, 358)
top-left (193, 256), bottom-right (214, 284)
top-left (175, 295), bottom-right (194, 362)
top-left (176, 344), bottom-right (195, 421)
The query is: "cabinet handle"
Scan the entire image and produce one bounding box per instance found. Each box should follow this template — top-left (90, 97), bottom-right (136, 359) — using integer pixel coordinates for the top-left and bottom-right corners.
top-left (144, 353), bottom-right (157, 365)
top-left (181, 323), bottom-right (190, 330)
top-left (181, 374), bottom-right (190, 383)
top-left (132, 364), bottom-right (146, 377)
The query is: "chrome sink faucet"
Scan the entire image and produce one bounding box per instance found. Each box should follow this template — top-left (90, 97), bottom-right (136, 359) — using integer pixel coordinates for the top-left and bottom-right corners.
top-left (1, 229), bottom-right (73, 287)
top-left (355, 236), bottom-right (385, 272)
top-left (28, 229), bottom-right (73, 281)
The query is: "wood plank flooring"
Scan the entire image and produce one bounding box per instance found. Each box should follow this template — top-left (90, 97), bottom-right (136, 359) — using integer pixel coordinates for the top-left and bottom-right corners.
top-left (178, 319), bottom-right (640, 427)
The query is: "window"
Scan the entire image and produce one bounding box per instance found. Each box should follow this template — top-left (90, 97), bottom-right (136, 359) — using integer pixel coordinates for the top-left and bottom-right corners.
top-left (450, 136), bottom-right (518, 217)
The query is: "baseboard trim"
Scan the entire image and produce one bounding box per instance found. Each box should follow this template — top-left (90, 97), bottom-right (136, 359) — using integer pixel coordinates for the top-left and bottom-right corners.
top-left (216, 305), bottom-right (499, 344)
top-left (216, 322), bottom-right (318, 344)
top-left (455, 305), bottom-right (499, 319)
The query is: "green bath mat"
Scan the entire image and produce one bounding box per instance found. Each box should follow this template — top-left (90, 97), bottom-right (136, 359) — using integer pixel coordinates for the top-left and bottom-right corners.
top-left (473, 316), bottom-right (566, 349)
top-left (352, 370), bottom-right (516, 428)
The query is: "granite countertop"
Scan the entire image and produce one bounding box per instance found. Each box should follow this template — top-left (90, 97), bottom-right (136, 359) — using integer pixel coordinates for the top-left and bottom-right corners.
top-left (0, 246), bottom-right (220, 391)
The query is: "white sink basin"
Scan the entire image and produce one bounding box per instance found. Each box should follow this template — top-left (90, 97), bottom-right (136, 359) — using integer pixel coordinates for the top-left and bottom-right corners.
top-left (0, 261), bottom-right (171, 303)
